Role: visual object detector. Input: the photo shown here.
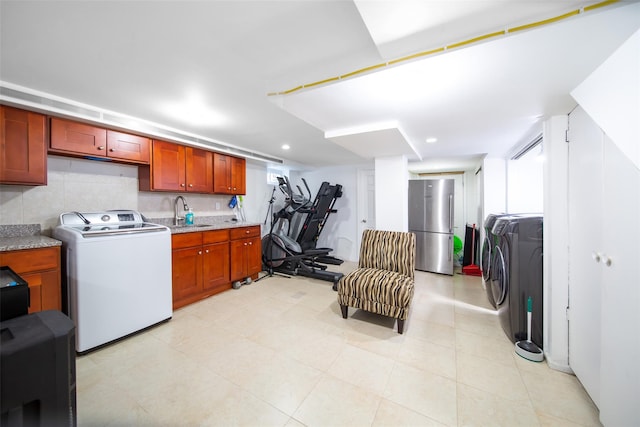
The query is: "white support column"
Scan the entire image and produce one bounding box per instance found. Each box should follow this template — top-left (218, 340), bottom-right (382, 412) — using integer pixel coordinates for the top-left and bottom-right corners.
top-left (543, 115), bottom-right (571, 373)
top-left (374, 156), bottom-right (408, 232)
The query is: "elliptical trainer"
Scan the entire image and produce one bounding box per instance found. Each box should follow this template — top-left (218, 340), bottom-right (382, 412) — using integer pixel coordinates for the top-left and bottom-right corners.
top-left (259, 176), bottom-right (343, 288)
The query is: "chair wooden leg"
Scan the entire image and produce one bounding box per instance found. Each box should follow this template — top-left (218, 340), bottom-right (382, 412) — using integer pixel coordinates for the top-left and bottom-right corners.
top-left (340, 304), bottom-right (348, 319)
top-left (397, 319), bottom-right (404, 334)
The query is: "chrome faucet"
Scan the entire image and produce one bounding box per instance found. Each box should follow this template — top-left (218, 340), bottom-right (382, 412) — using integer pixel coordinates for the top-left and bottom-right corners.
top-left (174, 196), bottom-right (190, 225)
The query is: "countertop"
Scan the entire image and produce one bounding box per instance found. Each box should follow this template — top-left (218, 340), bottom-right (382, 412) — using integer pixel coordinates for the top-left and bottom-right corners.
top-left (168, 221), bottom-right (262, 234)
top-left (147, 216), bottom-right (261, 234)
top-left (0, 224), bottom-right (62, 252)
top-left (0, 218), bottom-right (262, 251)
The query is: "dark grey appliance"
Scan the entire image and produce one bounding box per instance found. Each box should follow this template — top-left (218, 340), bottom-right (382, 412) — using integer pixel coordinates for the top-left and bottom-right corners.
top-left (490, 215), bottom-right (543, 347)
top-left (408, 179), bottom-right (455, 275)
top-left (481, 213), bottom-right (508, 308)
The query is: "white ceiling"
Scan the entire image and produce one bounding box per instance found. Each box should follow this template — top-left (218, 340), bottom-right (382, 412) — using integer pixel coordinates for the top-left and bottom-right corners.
top-left (1, 1), bottom-right (639, 172)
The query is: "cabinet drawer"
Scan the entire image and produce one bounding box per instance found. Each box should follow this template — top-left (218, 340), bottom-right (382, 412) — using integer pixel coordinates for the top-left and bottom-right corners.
top-left (203, 229), bottom-right (229, 244)
top-left (0, 247), bottom-right (60, 273)
top-left (172, 232), bottom-right (203, 249)
top-left (229, 226), bottom-right (260, 240)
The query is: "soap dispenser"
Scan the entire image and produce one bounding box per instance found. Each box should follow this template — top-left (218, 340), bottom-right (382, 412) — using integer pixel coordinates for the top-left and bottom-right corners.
top-left (185, 208), bottom-right (194, 225)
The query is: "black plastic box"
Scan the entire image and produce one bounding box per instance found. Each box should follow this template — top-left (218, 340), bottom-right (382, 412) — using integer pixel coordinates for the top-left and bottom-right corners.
top-left (0, 266), bottom-right (29, 322)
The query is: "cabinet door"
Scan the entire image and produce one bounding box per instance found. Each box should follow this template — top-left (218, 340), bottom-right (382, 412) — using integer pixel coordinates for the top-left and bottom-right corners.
top-left (152, 140), bottom-right (186, 191)
top-left (106, 130), bottom-right (150, 164)
top-left (0, 106), bottom-right (47, 185)
top-left (231, 156), bottom-right (246, 195)
top-left (230, 236), bottom-right (262, 281)
top-left (599, 137), bottom-right (640, 426)
top-left (246, 236), bottom-right (262, 276)
top-left (186, 147), bottom-right (213, 193)
top-left (213, 153), bottom-right (231, 193)
top-left (202, 242), bottom-right (230, 292)
top-left (50, 117), bottom-right (107, 156)
top-left (229, 239), bottom-right (247, 281)
top-left (21, 269), bottom-right (61, 312)
top-left (568, 107), bottom-right (603, 406)
top-left (172, 246), bottom-right (202, 301)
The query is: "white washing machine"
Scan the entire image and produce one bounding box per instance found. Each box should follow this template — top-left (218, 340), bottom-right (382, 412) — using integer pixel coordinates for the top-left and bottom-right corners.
top-left (53, 210), bottom-right (172, 353)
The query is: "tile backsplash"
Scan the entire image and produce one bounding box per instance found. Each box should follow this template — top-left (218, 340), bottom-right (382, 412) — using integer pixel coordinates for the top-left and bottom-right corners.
top-left (0, 155), bottom-right (235, 235)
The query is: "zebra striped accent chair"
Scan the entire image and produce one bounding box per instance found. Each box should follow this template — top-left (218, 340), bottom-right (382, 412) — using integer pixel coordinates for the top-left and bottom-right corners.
top-left (337, 229), bottom-right (416, 334)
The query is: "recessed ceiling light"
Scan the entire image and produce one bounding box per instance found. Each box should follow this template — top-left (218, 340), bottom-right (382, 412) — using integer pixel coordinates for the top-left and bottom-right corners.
top-left (426, 137), bottom-right (438, 143)
top-left (281, 144), bottom-right (290, 150)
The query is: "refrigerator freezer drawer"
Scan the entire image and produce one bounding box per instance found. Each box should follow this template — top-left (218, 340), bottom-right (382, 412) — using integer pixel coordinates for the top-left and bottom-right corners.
top-left (413, 231), bottom-right (453, 275)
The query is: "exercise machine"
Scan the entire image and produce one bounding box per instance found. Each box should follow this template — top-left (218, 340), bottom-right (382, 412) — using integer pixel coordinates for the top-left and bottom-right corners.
top-left (260, 176), bottom-right (343, 288)
top-left (294, 181), bottom-right (343, 265)
top-left (277, 176), bottom-right (344, 265)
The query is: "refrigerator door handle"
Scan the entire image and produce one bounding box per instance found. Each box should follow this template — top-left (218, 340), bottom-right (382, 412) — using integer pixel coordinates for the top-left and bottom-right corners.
top-left (448, 194), bottom-right (454, 233)
top-left (448, 235), bottom-right (452, 261)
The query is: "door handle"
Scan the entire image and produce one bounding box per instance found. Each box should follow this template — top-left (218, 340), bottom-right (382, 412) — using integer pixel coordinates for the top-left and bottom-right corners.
top-left (361, 219), bottom-right (367, 223)
top-left (448, 194), bottom-right (454, 233)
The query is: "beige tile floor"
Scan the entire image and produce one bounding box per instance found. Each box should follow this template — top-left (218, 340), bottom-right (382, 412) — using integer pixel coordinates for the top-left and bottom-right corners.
top-left (77, 263), bottom-right (601, 426)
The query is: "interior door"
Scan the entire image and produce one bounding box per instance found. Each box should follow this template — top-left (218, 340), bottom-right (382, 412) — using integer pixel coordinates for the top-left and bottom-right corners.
top-left (357, 169), bottom-right (375, 253)
top-left (567, 107), bottom-right (603, 407)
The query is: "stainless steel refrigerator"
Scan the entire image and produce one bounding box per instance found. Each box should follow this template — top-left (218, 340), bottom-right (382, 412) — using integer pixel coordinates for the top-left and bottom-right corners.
top-left (408, 179), bottom-right (455, 275)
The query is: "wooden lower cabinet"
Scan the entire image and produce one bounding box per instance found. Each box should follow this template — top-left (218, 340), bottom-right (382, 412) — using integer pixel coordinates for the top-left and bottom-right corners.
top-left (0, 246), bottom-right (61, 313)
top-left (229, 226), bottom-right (262, 282)
top-left (171, 229), bottom-right (230, 309)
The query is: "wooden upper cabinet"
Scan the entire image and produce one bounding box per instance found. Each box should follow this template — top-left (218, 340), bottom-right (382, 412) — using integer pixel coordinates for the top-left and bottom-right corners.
top-left (213, 153), bottom-right (246, 195)
top-left (50, 117), bottom-right (107, 156)
top-left (147, 140), bottom-right (187, 191)
top-left (106, 130), bottom-right (150, 163)
top-left (186, 147), bottom-right (213, 193)
top-left (0, 105), bottom-right (47, 185)
top-left (50, 117), bottom-right (150, 164)
top-left (231, 156), bottom-right (246, 195)
top-left (213, 152), bottom-right (231, 193)
top-left (140, 140), bottom-right (213, 193)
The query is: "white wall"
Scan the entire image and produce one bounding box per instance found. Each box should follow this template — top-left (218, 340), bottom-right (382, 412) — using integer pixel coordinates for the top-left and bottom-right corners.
top-left (481, 157), bottom-right (507, 219)
top-left (295, 165), bottom-right (360, 262)
top-left (507, 148), bottom-right (544, 213)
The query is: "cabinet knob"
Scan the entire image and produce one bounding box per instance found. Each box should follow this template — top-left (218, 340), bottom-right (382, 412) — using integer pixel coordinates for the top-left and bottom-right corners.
top-left (198, 250), bottom-right (202, 255)
top-left (245, 230), bottom-right (250, 234)
top-left (180, 183), bottom-right (186, 187)
top-left (243, 242), bottom-right (247, 246)
top-left (97, 146), bottom-right (105, 150)
top-left (604, 256), bottom-right (612, 267)
top-left (248, 242), bottom-right (252, 245)
top-left (109, 148), bottom-right (115, 152)
top-left (592, 252), bottom-right (602, 263)
top-left (205, 249), bottom-right (209, 254)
